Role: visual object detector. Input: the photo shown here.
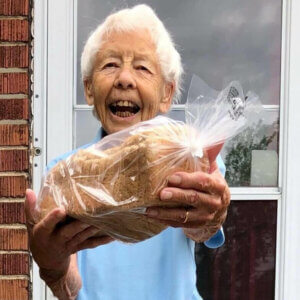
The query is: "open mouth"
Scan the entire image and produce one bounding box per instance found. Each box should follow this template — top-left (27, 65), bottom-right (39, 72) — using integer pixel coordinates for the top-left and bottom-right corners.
top-left (109, 100), bottom-right (140, 118)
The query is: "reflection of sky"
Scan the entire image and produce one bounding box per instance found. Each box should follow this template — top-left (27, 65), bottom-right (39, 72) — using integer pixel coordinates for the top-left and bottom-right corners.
top-left (76, 0), bottom-right (281, 105)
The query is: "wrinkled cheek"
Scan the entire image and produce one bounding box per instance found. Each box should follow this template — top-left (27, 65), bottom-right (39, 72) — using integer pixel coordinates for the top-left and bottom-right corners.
top-left (141, 103), bottom-right (160, 121)
top-left (98, 107), bottom-right (106, 119)
top-left (93, 92), bottom-right (107, 123)
top-left (93, 106), bottom-right (105, 125)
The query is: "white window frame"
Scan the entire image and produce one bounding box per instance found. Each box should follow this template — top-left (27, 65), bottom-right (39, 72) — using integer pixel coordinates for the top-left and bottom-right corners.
top-left (33, 0), bottom-right (300, 299)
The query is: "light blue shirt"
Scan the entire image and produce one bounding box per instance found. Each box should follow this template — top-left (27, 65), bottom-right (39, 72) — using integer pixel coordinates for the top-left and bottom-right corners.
top-left (47, 128), bottom-right (226, 300)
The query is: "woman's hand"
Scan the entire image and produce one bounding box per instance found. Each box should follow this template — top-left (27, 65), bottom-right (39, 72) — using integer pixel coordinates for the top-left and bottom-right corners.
top-left (146, 160), bottom-right (230, 241)
top-left (25, 189), bottom-right (114, 279)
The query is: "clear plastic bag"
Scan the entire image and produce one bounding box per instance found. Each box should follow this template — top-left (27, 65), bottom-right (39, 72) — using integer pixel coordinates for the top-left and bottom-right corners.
top-left (36, 75), bottom-right (262, 243)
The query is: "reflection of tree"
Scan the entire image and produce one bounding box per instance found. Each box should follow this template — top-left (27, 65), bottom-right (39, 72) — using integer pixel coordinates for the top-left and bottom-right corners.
top-left (224, 119), bottom-right (278, 186)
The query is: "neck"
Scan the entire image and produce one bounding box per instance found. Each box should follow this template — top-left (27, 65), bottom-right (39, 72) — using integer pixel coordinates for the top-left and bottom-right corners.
top-left (101, 128), bottom-right (108, 138)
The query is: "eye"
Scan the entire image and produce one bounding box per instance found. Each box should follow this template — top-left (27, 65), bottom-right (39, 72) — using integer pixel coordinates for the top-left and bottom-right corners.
top-left (136, 65), bottom-right (150, 72)
top-left (103, 62), bottom-right (118, 68)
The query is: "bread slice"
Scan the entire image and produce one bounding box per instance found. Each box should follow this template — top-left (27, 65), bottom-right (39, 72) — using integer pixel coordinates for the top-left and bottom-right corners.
top-left (37, 123), bottom-right (210, 242)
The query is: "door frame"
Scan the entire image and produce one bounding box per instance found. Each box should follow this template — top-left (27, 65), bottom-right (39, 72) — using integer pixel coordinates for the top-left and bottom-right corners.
top-left (33, 0), bottom-right (300, 299)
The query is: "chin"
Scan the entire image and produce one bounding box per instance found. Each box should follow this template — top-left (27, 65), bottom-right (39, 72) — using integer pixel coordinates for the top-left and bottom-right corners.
top-left (104, 110), bottom-right (143, 134)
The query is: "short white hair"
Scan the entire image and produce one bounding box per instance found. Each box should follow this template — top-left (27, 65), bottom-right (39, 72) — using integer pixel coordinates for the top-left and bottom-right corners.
top-left (81, 4), bottom-right (183, 102)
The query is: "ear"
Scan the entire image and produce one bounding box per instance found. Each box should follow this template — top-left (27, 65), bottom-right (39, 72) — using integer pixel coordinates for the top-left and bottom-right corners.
top-left (159, 81), bottom-right (175, 113)
top-left (206, 142), bottom-right (224, 166)
top-left (83, 79), bottom-right (94, 106)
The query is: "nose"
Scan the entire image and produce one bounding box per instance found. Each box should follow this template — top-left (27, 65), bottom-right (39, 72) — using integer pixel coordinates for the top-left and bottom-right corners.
top-left (114, 68), bottom-right (136, 90)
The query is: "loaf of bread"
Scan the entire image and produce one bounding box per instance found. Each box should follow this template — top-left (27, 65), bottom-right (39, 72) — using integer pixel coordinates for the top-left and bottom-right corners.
top-left (37, 122), bottom-right (210, 242)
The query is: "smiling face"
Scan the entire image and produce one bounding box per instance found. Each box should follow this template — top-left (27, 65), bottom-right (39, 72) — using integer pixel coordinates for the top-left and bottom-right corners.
top-left (84, 30), bottom-right (174, 134)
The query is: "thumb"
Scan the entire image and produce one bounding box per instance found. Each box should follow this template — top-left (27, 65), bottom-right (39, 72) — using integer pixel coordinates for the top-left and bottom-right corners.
top-left (25, 189), bottom-right (38, 225)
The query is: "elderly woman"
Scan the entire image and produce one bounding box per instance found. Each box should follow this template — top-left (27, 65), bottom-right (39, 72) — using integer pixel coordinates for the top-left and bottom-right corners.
top-left (25, 4), bottom-right (230, 300)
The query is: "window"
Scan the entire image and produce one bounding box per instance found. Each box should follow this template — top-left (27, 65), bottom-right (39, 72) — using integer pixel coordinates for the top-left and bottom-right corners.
top-left (75, 0), bottom-right (280, 188)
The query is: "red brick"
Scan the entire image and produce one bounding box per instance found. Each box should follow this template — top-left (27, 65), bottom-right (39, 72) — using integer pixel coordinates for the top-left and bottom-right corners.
top-left (0, 19), bottom-right (29, 42)
top-left (0, 0), bottom-right (29, 16)
top-left (0, 176), bottom-right (28, 197)
top-left (0, 45), bottom-right (29, 68)
top-left (0, 124), bottom-right (29, 145)
top-left (0, 253), bottom-right (29, 275)
top-left (0, 98), bottom-right (29, 119)
top-left (0, 73), bottom-right (28, 94)
top-left (0, 150), bottom-right (29, 171)
top-left (0, 202), bottom-right (26, 223)
top-left (0, 228), bottom-right (28, 250)
top-left (0, 279), bottom-right (29, 300)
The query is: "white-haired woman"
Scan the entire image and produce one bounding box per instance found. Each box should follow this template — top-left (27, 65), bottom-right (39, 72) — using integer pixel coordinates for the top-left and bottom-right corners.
top-left (25, 5), bottom-right (230, 300)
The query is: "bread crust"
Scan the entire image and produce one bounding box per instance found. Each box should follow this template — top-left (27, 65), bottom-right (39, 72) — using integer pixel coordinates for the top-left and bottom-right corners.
top-left (37, 124), bottom-right (210, 242)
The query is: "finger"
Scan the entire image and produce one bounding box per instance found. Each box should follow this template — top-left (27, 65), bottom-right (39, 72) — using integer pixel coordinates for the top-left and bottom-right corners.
top-left (65, 226), bottom-right (103, 252)
top-left (160, 187), bottom-right (222, 213)
top-left (146, 207), bottom-right (215, 224)
top-left (36, 208), bottom-right (67, 235)
top-left (56, 220), bottom-right (91, 242)
top-left (25, 189), bottom-right (37, 228)
top-left (221, 185), bottom-right (231, 207)
top-left (168, 171), bottom-right (226, 195)
top-left (157, 219), bottom-right (209, 229)
top-left (74, 236), bottom-right (114, 253)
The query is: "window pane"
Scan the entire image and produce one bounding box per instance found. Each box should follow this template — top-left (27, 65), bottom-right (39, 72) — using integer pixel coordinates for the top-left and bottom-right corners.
top-left (76, 0), bottom-right (281, 105)
top-left (222, 109), bottom-right (279, 187)
top-left (165, 108), bottom-right (185, 122)
top-left (75, 107), bottom-right (279, 187)
top-left (74, 108), bottom-right (185, 147)
top-left (75, 0), bottom-right (281, 185)
top-left (74, 110), bottom-right (100, 148)
top-left (196, 200), bottom-right (277, 300)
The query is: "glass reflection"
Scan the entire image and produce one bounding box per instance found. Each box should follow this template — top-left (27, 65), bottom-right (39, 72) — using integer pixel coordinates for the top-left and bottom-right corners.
top-left (76, 0), bottom-right (281, 105)
top-left (196, 200), bottom-right (277, 300)
top-left (222, 109), bottom-right (279, 187)
top-left (75, 0), bottom-right (281, 186)
top-left (75, 108), bottom-right (279, 188)
top-left (74, 110), bottom-right (100, 148)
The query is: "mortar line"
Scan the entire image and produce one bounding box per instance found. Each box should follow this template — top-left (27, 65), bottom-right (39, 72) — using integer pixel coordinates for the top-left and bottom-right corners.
top-left (0, 119), bottom-right (28, 124)
top-left (0, 224), bottom-right (27, 229)
top-left (0, 68), bottom-right (28, 73)
top-left (0, 94), bottom-right (28, 99)
top-left (0, 172), bottom-right (28, 176)
top-left (0, 146), bottom-right (28, 150)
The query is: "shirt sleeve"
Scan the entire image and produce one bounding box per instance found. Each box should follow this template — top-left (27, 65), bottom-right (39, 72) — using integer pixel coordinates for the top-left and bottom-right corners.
top-left (204, 227), bottom-right (225, 248)
top-left (203, 154), bottom-right (226, 249)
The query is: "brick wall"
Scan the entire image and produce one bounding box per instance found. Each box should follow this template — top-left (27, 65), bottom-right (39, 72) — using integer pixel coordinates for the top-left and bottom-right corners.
top-left (0, 0), bottom-right (32, 299)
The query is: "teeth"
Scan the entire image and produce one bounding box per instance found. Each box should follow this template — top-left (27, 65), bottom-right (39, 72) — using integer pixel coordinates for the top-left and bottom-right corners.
top-left (113, 100), bottom-right (137, 107)
top-left (109, 100), bottom-right (140, 117)
top-left (115, 111), bottom-right (134, 117)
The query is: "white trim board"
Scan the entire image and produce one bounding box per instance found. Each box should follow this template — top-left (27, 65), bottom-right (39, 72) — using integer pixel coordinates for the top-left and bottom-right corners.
top-left (32, 0), bottom-right (48, 299)
top-left (277, 0), bottom-right (300, 298)
top-left (46, 0), bottom-right (74, 163)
